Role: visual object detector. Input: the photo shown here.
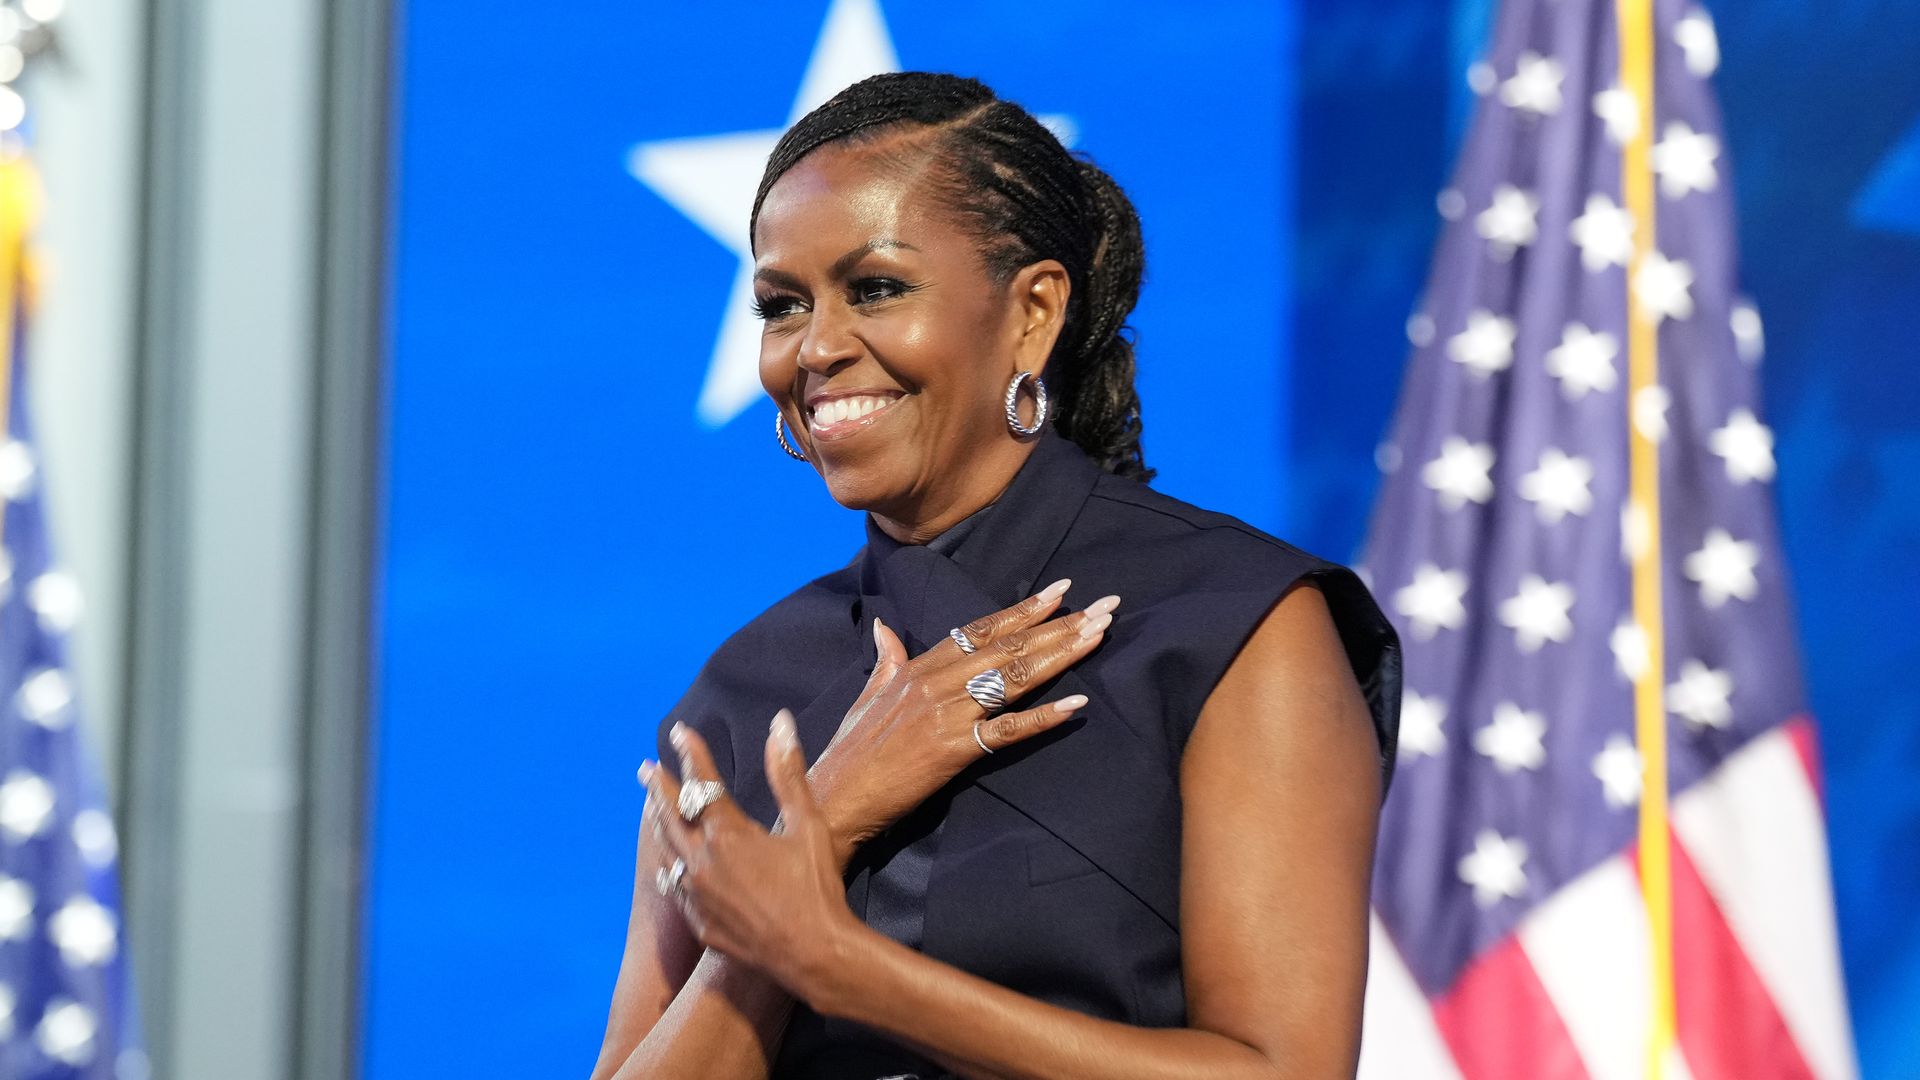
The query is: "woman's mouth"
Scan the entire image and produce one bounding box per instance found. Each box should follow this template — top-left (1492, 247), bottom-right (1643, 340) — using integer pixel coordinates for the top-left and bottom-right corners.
top-left (806, 392), bottom-right (904, 442)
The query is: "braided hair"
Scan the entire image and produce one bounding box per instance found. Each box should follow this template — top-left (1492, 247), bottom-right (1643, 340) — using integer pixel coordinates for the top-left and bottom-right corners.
top-left (750, 72), bottom-right (1153, 483)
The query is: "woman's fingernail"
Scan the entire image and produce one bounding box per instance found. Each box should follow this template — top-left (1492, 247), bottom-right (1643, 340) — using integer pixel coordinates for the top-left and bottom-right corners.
top-left (771, 709), bottom-right (800, 754)
top-left (638, 762), bottom-right (655, 786)
top-left (1038, 578), bottom-right (1071, 601)
top-left (1078, 611), bottom-right (1113, 639)
top-left (669, 722), bottom-right (688, 749)
top-left (1054, 694), bottom-right (1089, 712)
top-left (1086, 594), bottom-right (1122, 617)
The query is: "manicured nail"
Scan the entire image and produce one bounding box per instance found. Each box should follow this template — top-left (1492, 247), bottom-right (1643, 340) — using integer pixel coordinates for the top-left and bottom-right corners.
top-left (873, 617), bottom-right (884, 659)
top-left (669, 722), bottom-right (688, 749)
top-left (1078, 611), bottom-right (1112, 639)
top-left (638, 762), bottom-right (656, 786)
top-left (1054, 694), bottom-right (1089, 712)
top-left (771, 709), bottom-right (800, 754)
top-left (1085, 594), bottom-right (1122, 617)
top-left (1038, 578), bottom-right (1071, 601)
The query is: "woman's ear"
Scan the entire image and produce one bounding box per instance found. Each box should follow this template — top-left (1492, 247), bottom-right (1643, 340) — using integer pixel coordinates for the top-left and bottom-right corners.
top-left (1009, 259), bottom-right (1071, 373)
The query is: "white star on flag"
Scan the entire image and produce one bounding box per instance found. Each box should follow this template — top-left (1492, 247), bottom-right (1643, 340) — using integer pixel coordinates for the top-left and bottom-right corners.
top-left (1447, 309), bottom-right (1517, 376)
top-left (1669, 659), bottom-right (1736, 730)
top-left (1652, 121), bottom-right (1721, 198)
top-left (1518, 447), bottom-right (1595, 523)
top-left (1498, 573), bottom-right (1576, 652)
top-left (1634, 251), bottom-right (1696, 322)
top-left (1474, 702), bottom-right (1548, 773)
top-left (1394, 564), bottom-right (1470, 640)
top-left (1501, 51), bottom-right (1565, 116)
top-left (1633, 384), bottom-right (1672, 443)
top-left (1544, 322), bottom-right (1619, 399)
top-left (1569, 193), bottom-right (1634, 272)
top-left (1400, 691), bottom-right (1448, 758)
top-left (0, 769), bottom-right (54, 841)
top-left (1710, 407), bottom-right (1777, 484)
top-left (1423, 437), bottom-right (1497, 508)
top-left (1685, 527), bottom-right (1762, 607)
top-left (47, 896), bottom-right (118, 968)
top-left (1675, 9), bottom-right (1721, 77)
top-left (1610, 618), bottom-right (1651, 681)
top-left (16, 667), bottom-right (74, 729)
top-left (1476, 184), bottom-right (1540, 257)
top-left (1459, 829), bottom-right (1530, 907)
top-left (1592, 735), bottom-right (1643, 807)
top-left (1593, 84), bottom-right (1640, 145)
top-left (35, 998), bottom-right (97, 1067)
top-left (27, 568), bottom-right (83, 634)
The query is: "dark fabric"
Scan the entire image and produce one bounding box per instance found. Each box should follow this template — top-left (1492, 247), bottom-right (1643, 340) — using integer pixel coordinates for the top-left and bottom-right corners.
top-left (656, 429), bottom-right (1402, 1080)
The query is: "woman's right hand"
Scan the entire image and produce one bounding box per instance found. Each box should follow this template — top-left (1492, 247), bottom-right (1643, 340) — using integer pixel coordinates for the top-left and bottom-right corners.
top-left (800, 578), bottom-right (1120, 868)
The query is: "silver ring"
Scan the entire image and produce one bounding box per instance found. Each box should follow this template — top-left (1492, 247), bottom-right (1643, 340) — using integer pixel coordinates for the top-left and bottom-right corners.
top-left (965, 668), bottom-right (1007, 714)
top-left (655, 856), bottom-right (687, 897)
top-left (677, 778), bottom-right (726, 823)
top-left (949, 627), bottom-right (977, 654)
top-left (973, 719), bottom-right (995, 755)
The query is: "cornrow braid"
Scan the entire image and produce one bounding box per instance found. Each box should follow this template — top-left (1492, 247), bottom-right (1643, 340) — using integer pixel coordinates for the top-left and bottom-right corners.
top-left (750, 72), bottom-right (1153, 483)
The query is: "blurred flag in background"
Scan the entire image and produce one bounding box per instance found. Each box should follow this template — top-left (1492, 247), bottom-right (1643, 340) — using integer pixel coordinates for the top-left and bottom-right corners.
top-left (1356, 1), bottom-right (1856, 1078)
top-left (0, 149), bottom-right (146, 1078)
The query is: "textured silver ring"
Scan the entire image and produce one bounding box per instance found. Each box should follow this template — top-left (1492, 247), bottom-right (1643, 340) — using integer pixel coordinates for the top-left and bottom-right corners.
top-left (655, 856), bottom-right (687, 898)
top-left (965, 668), bottom-right (1008, 714)
top-left (1004, 370), bottom-right (1050, 437)
top-left (973, 719), bottom-right (995, 755)
top-left (677, 778), bottom-right (726, 823)
top-left (949, 627), bottom-right (978, 654)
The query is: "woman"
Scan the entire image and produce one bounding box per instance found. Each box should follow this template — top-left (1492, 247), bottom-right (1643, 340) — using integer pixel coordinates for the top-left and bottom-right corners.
top-left (592, 72), bottom-right (1401, 1080)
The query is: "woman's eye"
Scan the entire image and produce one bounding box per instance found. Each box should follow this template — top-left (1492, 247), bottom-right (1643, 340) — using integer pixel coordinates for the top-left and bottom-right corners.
top-left (852, 278), bottom-right (907, 304)
top-left (751, 295), bottom-right (802, 321)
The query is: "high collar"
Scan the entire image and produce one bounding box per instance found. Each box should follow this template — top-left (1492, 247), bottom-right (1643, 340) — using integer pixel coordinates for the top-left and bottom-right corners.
top-left (858, 427), bottom-right (1105, 621)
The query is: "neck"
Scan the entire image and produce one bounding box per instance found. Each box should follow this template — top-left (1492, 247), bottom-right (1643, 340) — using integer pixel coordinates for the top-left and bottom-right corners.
top-left (869, 438), bottom-right (1038, 545)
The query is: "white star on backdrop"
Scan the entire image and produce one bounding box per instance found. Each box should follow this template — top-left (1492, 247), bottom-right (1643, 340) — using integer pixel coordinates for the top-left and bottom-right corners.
top-left (16, 667), bottom-right (74, 729)
top-left (1476, 184), bottom-right (1540, 258)
top-left (1395, 564), bottom-right (1470, 640)
top-left (1475, 702), bottom-right (1548, 773)
top-left (1569, 193), bottom-right (1635, 272)
top-left (1731, 301), bottom-right (1765, 364)
top-left (1448, 309), bottom-right (1517, 376)
top-left (1544, 322), bottom-right (1619, 399)
top-left (48, 896), bottom-right (118, 968)
top-left (0, 874), bottom-right (31, 942)
top-left (1634, 251), bottom-right (1696, 322)
top-left (28, 568), bottom-right (83, 634)
top-left (1518, 447), bottom-right (1595, 523)
top-left (1501, 52), bottom-right (1565, 116)
top-left (1593, 85), bottom-right (1640, 146)
top-left (1592, 735), bottom-right (1643, 807)
top-left (1669, 659), bottom-right (1735, 730)
top-left (1652, 122), bottom-right (1721, 198)
top-left (0, 438), bottom-right (34, 501)
top-left (1610, 618), bottom-right (1651, 682)
top-left (1459, 829), bottom-right (1530, 907)
top-left (1710, 407), bottom-right (1777, 484)
top-left (1685, 528), bottom-right (1761, 607)
top-left (1400, 691), bottom-right (1448, 758)
top-left (1633, 384), bottom-right (1672, 443)
top-left (629, 0), bottom-right (1072, 428)
top-left (1498, 574), bottom-right (1576, 652)
top-left (1675, 9), bottom-right (1721, 77)
top-left (1423, 437), bottom-right (1497, 509)
top-left (36, 998), bottom-right (97, 1067)
top-left (0, 770), bottom-right (54, 841)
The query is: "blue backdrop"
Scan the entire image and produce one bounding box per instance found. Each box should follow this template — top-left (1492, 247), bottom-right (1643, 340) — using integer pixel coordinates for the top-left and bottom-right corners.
top-left (369, 1), bottom-right (1919, 1076)
top-left (367, 3), bottom-right (1289, 1076)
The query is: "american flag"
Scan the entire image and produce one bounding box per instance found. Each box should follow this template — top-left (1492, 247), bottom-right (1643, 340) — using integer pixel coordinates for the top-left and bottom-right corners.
top-left (0, 153), bottom-right (146, 1078)
top-left (1354, 2), bottom-right (1857, 1078)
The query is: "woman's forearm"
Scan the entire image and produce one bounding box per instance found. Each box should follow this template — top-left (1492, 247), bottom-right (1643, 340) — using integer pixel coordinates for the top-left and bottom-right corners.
top-left (605, 946), bottom-right (796, 1080)
top-left (806, 924), bottom-right (1287, 1080)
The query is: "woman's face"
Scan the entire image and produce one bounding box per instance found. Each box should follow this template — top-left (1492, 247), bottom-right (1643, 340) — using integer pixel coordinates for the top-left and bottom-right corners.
top-left (752, 140), bottom-right (1067, 538)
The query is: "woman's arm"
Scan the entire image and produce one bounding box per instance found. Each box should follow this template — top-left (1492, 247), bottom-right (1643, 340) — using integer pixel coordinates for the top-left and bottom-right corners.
top-left (763, 581), bottom-right (1383, 1080)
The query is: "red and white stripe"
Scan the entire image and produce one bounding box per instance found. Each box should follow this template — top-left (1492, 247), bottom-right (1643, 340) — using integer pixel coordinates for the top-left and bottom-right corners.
top-left (1360, 720), bottom-right (1856, 1080)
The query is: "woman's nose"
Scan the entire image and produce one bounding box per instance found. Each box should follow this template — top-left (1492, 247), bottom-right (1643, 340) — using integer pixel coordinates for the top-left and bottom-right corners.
top-left (795, 299), bottom-right (862, 375)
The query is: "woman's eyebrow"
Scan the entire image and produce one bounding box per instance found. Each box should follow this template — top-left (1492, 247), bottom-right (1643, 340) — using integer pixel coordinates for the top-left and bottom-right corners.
top-left (755, 238), bottom-right (920, 286)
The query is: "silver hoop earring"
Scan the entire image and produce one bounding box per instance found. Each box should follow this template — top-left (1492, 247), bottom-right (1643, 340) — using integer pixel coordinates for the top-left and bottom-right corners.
top-left (1004, 371), bottom-right (1049, 437)
top-left (774, 413), bottom-right (808, 461)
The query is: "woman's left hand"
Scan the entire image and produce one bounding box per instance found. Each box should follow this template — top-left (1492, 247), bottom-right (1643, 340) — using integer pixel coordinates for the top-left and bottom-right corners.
top-left (643, 709), bottom-right (857, 998)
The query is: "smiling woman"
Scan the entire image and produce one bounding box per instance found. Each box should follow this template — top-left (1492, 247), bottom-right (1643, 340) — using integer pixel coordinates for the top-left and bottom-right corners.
top-left (590, 71), bottom-right (1401, 1080)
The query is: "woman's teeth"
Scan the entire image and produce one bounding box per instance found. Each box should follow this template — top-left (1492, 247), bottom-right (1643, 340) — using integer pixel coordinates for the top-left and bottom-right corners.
top-left (811, 395), bottom-right (894, 427)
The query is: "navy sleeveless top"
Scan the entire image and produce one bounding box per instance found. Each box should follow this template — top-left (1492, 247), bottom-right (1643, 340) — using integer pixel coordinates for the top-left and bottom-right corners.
top-left (656, 429), bottom-right (1402, 1079)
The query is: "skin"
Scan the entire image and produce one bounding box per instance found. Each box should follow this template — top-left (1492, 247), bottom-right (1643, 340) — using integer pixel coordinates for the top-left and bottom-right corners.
top-left (591, 132), bottom-right (1382, 1080)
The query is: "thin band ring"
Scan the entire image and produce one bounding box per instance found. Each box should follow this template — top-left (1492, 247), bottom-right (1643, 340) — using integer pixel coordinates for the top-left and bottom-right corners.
top-left (654, 856), bottom-right (687, 898)
top-left (973, 719), bottom-right (995, 755)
